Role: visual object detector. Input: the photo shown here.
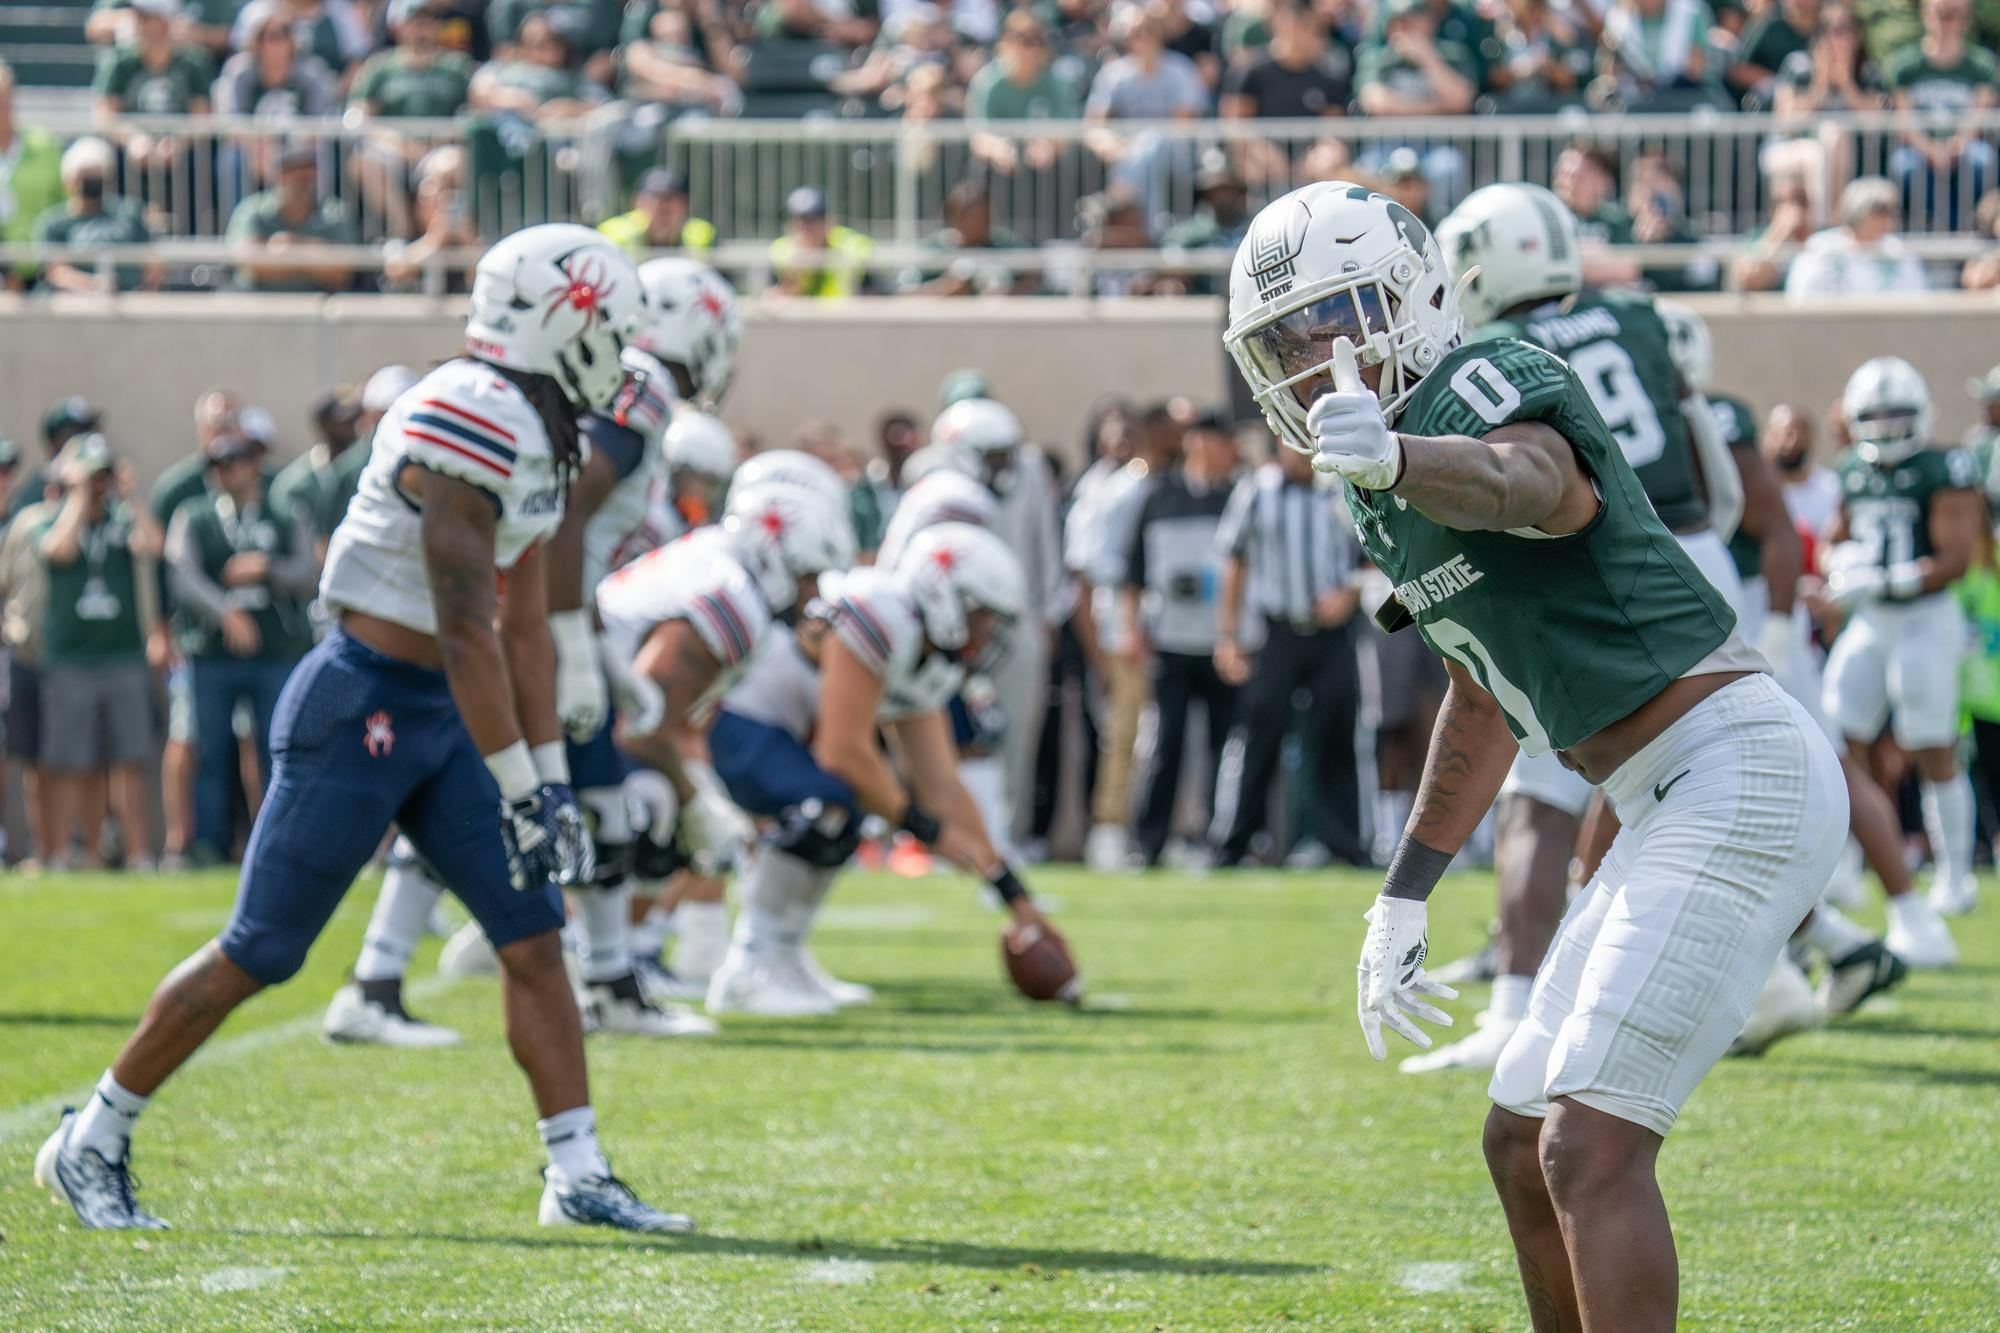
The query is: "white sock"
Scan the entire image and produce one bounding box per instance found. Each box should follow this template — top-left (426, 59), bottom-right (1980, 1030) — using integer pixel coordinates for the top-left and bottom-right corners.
top-left (671, 900), bottom-right (730, 981)
top-left (1488, 974), bottom-right (1533, 1023)
top-left (537, 1105), bottom-right (609, 1186)
top-left (958, 756), bottom-right (1018, 864)
top-left (576, 884), bottom-right (633, 984)
top-left (355, 856), bottom-right (446, 983)
top-left (1799, 904), bottom-right (1873, 961)
top-left (631, 905), bottom-right (674, 962)
top-left (1823, 838), bottom-right (1864, 900)
top-left (1886, 891), bottom-right (1939, 933)
top-left (71, 1073), bottom-right (147, 1159)
top-left (1374, 791), bottom-right (1413, 864)
top-left (733, 850), bottom-right (820, 954)
top-left (1920, 775), bottom-right (1974, 893)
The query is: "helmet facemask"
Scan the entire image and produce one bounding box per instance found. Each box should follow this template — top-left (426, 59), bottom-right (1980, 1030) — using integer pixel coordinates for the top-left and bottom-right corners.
top-left (1227, 263), bottom-right (1443, 455)
top-left (1849, 404), bottom-right (1925, 467)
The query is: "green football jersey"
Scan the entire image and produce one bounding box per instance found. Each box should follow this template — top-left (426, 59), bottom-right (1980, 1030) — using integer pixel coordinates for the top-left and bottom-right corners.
top-left (1482, 288), bottom-right (1706, 531)
top-left (1835, 445), bottom-right (1977, 579)
top-left (1708, 393), bottom-right (1763, 580)
top-left (1353, 337), bottom-right (1736, 754)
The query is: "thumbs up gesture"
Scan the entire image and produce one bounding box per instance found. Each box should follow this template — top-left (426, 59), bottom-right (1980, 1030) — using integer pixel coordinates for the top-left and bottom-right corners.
top-left (1305, 338), bottom-right (1403, 492)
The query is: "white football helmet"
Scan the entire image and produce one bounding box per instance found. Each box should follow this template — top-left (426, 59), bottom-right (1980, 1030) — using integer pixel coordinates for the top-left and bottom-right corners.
top-left (1842, 356), bottom-right (1933, 466)
top-left (1226, 181), bottom-right (1462, 450)
top-left (1433, 182), bottom-right (1582, 331)
top-left (465, 224), bottom-right (646, 412)
top-left (635, 258), bottom-right (742, 411)
top-left (664, 408), bottom-right (737, 483)
top-left (1655, 298), bottom-right (1713, 393)
top-left (893, 522), bottom-right (1026, 669)
top-left (733, 449), bottom-right (846, 513)
top-left (722, 482), bottom-right (855, 612)
top-left (875, 469), bottom-right (999, 568)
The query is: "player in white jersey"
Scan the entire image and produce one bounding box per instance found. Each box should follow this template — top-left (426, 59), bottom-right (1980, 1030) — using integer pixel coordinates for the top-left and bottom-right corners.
top-left (38, 225), bottom-right (692, 1234)
top-left (705, 523), bottom-right (1070, 1016)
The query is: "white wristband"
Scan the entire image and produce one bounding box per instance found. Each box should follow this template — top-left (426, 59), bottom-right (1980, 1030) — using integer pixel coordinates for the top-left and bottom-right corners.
top-left (1886, 561), bottom-right (1927, 601)
top-left (530, 741), bottom-right (569, 785)
top-left (484, 741), bottom-right (538, 802)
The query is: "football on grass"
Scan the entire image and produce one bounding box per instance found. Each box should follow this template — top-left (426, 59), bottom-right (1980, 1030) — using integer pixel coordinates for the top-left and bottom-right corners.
top-left (1002, 921), bottom-right (1083, 1004)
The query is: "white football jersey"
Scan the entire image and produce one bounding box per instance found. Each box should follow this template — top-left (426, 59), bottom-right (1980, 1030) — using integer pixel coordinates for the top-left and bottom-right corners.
top-left (582, 417), bottom-right (668, 592)
top-left (322, 360), bottom-right (565, 636)
top-left (718, 622), bottom-right (821, 742)
top-left (875, 471), bottom-right (997, 569)
top-left (819, 567), bottom-right (964, 720)
top-left (596, 526), bottom-right (773, 713)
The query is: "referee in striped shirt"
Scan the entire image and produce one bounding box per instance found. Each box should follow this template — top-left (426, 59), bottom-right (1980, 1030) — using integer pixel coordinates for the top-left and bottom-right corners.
top-left (1209, 441), bottom-right (1366, 867)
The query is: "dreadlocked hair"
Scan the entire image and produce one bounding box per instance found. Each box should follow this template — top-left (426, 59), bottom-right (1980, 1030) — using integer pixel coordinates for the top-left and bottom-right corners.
top-left (495, 365), bottom-right (585, 491)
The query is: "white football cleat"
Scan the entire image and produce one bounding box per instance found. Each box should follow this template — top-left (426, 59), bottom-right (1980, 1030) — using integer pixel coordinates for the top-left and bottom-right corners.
top-left (1729, 955), bottom-right (1819, 1056)
top-left (634, 955), bottom-right (711, 1004)
top-left (539, 1168), bottom-right (694, 1233)
top-left (1084, 823), bottom-right (1129, 873)
top-left (584, 978), bottom-right (717, 1037)
top-left (1399, 1014), bottom-right (1519, 1074)
top-left (1927, 875), bottom-right (1978, 918)
top-left (791, 948), bottom-right (875, 1007)
top-left (438, 921), bottom-right (499, 976)
top-left (670, 901), bottom-right (731, 984)
top-left (1886, 898), bottom-right (1958, 970)
top-left (322, 982), bottom-right (461, 1047)
top-left (705, 947), bottom-right (839, 1017)
top-left (1818, 938), bottom-right (1910, 1016)
top-left (36, 1110), bottom-right (169, 1231)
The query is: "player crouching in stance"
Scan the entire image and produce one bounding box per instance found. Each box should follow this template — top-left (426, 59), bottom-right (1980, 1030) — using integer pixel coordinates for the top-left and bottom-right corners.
top-left (704, 523), bottom-right (1066, 1016)
top-left (36, 225), bottom-right (690, 1235)
top-left (1225, 183), bottom-right (1846, 1328)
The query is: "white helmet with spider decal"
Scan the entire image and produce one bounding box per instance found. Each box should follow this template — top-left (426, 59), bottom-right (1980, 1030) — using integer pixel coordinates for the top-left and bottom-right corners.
top-left (465, 223), bottom-right (646, 413)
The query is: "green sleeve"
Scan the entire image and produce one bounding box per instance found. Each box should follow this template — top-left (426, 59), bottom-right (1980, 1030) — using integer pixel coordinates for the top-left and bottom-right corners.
top-left (224, 196), bottom-right (263, 243)
top-left (1877, 46), bottom-right (1916, 91)
top-left (183, 47), bottom-right (217, 89)
top-left (30, 203), bottom-right (67, 244)
top-left (1353, 43), bottom-right (1388, 90)
top-left (620, 0), bottom-right (659, 46)
top-left (965, 64), bottom-right (997, 118)
top-left (93, 50), bottom-right (132, 99)
top-left (348, 55), bottom-right (383, 106)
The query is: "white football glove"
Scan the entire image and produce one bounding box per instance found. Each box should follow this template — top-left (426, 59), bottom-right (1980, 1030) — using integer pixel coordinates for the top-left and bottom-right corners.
top-left (622, 767), bottom-right (679, 844)
top-left (550, 610), bottom-right (608, 743)
top-left (1355, 895), bottom-right (1457, 1061)
top-left (1824, 562), bottom-right (1887, 612)
top-left (1306, 338), bottom-right (1403, 491)
top-left (680, 766), bottom-right (755, 873)
top-left (600, 631), bottom-right (668, 737)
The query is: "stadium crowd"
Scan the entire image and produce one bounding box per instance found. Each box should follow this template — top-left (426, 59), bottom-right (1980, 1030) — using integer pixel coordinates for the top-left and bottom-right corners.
top-left (9, 355), bottom-right (2000, 875)
top-left (1, 0), bottom-right (1999, 292)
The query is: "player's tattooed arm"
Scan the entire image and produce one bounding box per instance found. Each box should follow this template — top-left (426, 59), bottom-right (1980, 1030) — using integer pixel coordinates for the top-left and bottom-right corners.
top-left (498, 539), bottom-right (562, 749)
top-left (620, 618), bottom-right (723, 801)
top-left (544, 448), bottom-right (618, 615)
top-left (1405, 659), bottom-right (1520, 857)
top-left (1392, 422), bottom-right (1597, 535)
top-left (419, 469), bottom-right (523, 758)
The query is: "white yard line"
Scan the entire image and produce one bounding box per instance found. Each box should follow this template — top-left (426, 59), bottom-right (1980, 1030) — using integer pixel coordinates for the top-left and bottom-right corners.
top-left (0, 974), bottom-right (459, 1146)
top-left (196, 1265), bottom-right (289, 1294)
top-left (1399, 1261), bottom-right (1474, 1294)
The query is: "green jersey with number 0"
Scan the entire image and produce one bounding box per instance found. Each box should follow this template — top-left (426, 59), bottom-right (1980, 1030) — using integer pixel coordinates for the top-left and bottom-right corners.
top-left (1835, 446), bottom-right (1976, 587)
top-left (1352, 336), bottom-right (1737, 754)
top-left (1481, 289), bottom-right (1706, 531)
top-left (1708, 393), bottom-right (1763, 580)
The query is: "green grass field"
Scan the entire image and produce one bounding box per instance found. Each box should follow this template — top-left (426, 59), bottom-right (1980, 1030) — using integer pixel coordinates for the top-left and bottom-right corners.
top-left (2, 866), bottom-right (1997, 1330)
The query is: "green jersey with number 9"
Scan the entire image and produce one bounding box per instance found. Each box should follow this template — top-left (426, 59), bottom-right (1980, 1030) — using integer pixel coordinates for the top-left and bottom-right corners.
top-left (1835, 445), bottom-right (1977, 586)
top-left (1350, 336), bottom-right (1738, 755)
top-left (1480, 289), bottom-right (1705, 531)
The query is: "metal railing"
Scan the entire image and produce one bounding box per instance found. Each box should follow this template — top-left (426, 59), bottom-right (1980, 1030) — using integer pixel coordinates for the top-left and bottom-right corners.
top-left (3, 233), bottom-right (1993, 298)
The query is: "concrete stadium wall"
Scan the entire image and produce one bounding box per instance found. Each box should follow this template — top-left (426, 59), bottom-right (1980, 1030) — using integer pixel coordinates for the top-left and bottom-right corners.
top-left (1, 293), bottom-right (1997, 477)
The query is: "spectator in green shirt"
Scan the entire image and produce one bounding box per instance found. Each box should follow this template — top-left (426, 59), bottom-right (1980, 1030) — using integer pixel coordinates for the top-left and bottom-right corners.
top-left (32, 136), bottom-right (158, 294)
top-left (166, 432), bottom-right (317, 861)
top-left (350, 0), bottom-right (475, 237)
top-left (966, 12), bottom-right (1076, 178)
top-left (35, 433), bottom-right (164, 870)
top-left (468, 11), bottom-right (602, 123)
top-left (93, 0), bottom-right (215, 116)
top-left (1726, 0), bottom-right (1819, 104)
top-left (0, 60), bottom-right (66, 291)
top-left (1883, 0), bottom-right (1997, 230)
top-left (1356, 0), bottom-right (1478, 115)
top-left (226, 145), bottom-right (356, 292)
top-left (269, 384), bottom-right (364, 560)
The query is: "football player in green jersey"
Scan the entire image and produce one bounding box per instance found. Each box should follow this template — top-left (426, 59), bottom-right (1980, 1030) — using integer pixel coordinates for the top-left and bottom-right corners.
top-left (1226, 181), bottom-right (1847, 1331)
top-left (1662, 305), bottom-right (1956, 980)
top-left (1823, 357), bottom-right (1985, 921)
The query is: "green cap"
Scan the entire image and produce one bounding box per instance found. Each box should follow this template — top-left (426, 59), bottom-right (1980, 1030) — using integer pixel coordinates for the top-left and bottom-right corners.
top-left (939, 368), bottom-right (989, 409)
top-left (0, 437), bottom-right (18, 469)
top-left (1968, 366), bottom-right (2000, 404)
top-left (42, 396), bottom-right (100, 444)
top-left (61, 432), bottom-right (116, 476)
